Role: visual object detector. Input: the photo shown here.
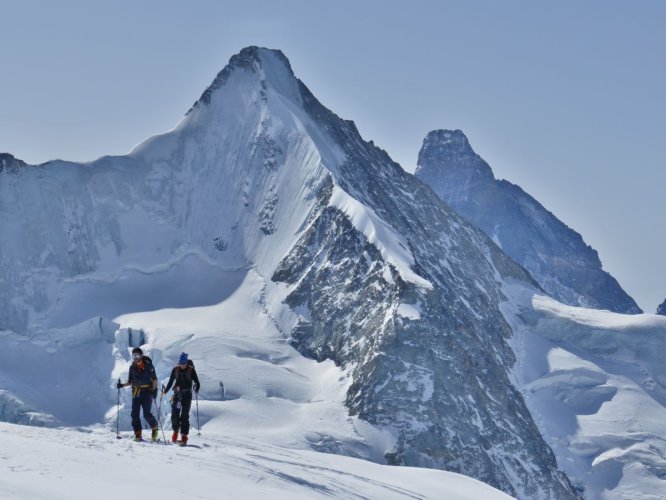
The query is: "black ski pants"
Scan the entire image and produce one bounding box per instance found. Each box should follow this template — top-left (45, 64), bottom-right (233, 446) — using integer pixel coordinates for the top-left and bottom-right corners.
top-left (131, 389), bottom-right (158, 432)
top-left (171, 390), bottom-right (193, 436)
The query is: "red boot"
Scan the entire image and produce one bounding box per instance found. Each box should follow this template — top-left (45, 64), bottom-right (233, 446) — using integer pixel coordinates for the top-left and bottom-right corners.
top-left (181, 434), bottom-right (188, 446)
top-left (171, 431), bottom-right (178, 443)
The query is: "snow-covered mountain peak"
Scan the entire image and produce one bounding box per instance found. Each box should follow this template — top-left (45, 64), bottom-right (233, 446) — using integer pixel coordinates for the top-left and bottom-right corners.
top-left (130, 46), bottom-right (321, 166)
top-left (415, 129), bottom-right (642, 314)
top-left (191, 46), bottom-right (301, 113)
top-left (422, 129), bottom-right (473, 152)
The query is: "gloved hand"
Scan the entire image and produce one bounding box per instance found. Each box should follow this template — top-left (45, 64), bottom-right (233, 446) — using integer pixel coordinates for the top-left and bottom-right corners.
top-left (151, 388), bottom-right (158, 399)
top-left (116, 381), bottom-right (124, 389)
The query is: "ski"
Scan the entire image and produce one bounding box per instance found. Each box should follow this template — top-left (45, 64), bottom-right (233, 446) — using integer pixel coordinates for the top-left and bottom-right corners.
top-left (127, 437), bottom-right (165, 444)
top-left (176, 441), bottom-right (201, 449)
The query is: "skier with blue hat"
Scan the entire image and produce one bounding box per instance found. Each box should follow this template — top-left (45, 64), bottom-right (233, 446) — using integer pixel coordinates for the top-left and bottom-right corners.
top-left (162, 352), bottom-right (200, 445)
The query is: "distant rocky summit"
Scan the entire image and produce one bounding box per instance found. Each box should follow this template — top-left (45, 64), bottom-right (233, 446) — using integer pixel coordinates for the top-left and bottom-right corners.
top-left (0, 153), bottom-right (27, 174)
top-left (657, 299), bottom-right (666, 316)
top-left (415, 129), bottom-right (642, 314)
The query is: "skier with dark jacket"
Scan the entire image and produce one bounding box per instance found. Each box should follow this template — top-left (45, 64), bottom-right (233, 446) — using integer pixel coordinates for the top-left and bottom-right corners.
top-left (117, 347), bottom-right (159, 441)
top-left (162, 352), bottom-right (200, 445)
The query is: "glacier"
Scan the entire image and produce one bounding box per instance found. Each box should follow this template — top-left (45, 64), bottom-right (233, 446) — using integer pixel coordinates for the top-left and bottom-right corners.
top-left (502, 284), bottom-right (666, 499)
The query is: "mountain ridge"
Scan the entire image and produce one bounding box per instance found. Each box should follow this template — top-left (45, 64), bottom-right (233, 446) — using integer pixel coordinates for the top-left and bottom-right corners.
top-left (415, 129), bottom-right (641, 314)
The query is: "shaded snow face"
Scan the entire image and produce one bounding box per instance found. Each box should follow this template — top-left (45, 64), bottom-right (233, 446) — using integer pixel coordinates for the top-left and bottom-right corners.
top-left (415, 129), bottom-right (641, 315)
top-left (2, 47), bottom-right (578, 499)
top-left (0, 48), bottom-right (330, 336)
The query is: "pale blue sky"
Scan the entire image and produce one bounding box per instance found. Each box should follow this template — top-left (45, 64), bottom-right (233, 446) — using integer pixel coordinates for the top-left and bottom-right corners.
top-left (1, 1), bottom-right (664, 312)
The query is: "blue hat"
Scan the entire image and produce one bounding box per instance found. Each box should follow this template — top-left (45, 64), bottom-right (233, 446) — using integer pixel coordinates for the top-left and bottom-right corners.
top-left (179, 352), bottom-right (188, 364)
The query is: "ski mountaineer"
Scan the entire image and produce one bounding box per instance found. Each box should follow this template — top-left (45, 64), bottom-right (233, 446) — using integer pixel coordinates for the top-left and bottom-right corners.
top-left (117, 347), bottom-right (160, 442)
top-left (162, 352), bottom-right (200, 446)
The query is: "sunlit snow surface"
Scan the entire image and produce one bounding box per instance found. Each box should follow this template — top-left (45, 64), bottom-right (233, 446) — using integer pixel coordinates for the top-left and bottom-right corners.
top-left (0, 423), bottom-right (513, 500)
top-left (503, 282), bottom-right (666, 499)
top-left (0, 269), bottom-right (512, 500)
top-left (112, 268), bottom-right (392, 458)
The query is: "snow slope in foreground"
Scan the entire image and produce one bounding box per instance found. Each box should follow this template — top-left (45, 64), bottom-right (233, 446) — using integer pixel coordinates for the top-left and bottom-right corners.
top-left (503, 283), bottom-right (666, 499)
top-left (0, 266), bottom-right (513, 499)
top-left (0, 423), bottom-right (513, 500)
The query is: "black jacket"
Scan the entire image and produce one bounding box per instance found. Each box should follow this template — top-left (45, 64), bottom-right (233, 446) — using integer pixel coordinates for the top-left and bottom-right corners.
top-left (164, 360), bottom-right (200, 393)
top-left (128, 356), bottom-right (157, 388)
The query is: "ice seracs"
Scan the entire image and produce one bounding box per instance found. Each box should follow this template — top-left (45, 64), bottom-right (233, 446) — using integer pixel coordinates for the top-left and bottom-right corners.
top-left (502, 283), bottom-right (666, 499)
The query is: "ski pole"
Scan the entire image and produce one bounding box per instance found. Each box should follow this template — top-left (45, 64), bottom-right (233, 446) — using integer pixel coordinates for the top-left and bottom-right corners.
top-left (157, 385), bottom-right (167, 445)
top-left (153, 393), bottom-right (167, 446)
top-left (196, 390), bottom-right (201, 436)
top-left (116, 378), bottom-right (121, 439)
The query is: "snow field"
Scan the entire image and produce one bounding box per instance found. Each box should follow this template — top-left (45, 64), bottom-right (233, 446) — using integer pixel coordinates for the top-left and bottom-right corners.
top-left (0, 423), bottom-right (513, 500)
top-left (113, 268), bottom-right (394, 460)
top-left (0, 267), bottom-right (513, 500)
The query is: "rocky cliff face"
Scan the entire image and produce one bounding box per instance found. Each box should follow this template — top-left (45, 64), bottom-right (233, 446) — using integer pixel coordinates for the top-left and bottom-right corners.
top-left (415, 129), bottom-right (641, 315)
top-left (0, 153), bottom-right (27, 174)
top-left (657, 299), bottom-right (666, 316)
top-left (0, 48), bottom-right (578, 498)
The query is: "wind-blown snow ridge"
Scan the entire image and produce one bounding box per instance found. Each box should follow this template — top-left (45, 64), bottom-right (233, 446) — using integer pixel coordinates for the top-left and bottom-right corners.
top-left (533, 295), bottom-right (665, 330)
top-left (329, 184), bottom-right (432, 289)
